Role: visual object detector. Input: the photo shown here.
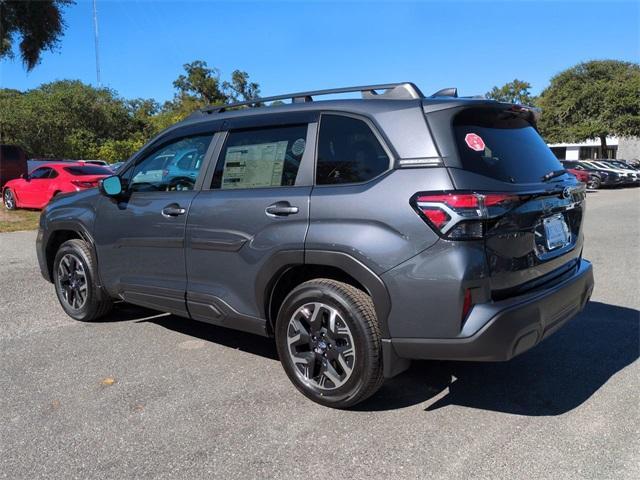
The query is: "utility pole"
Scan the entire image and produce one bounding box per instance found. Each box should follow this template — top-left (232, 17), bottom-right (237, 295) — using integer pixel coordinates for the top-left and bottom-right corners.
top-left (92, 0), bottom-right (101, 87)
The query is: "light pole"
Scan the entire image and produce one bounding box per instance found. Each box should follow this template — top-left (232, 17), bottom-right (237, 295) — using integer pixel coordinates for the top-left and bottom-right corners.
top-left (92, 0), bottom-right (101, 87)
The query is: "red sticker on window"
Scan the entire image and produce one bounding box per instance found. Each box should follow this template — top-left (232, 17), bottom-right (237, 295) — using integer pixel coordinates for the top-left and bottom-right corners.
top-left (465, 133), bottom-right (485, 152)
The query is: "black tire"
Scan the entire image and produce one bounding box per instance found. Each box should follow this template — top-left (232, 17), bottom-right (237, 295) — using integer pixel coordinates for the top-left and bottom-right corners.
top-left (588, 176), bottom-right (601, 190)
top-left (3, 188), bottom-right (16, 210)
top-left (275, 279), bottom-right (384, 408)
top-left (53, 239), bottom-right (112, 321)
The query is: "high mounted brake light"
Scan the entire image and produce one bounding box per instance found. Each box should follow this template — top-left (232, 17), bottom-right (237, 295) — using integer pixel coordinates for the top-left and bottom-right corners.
top-left (411, 192), bottom-right (519, 240)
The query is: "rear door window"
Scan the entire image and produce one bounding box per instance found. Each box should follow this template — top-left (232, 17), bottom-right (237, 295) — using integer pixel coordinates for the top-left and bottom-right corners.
top-left (212, 125), bottom-right (307, 189)
top-left (453, 108), bottom-right (564, 184)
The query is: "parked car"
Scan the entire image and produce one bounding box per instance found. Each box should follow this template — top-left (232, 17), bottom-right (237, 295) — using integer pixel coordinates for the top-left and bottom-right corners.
top-left (566, 168), bottom-right (590, 184)
top-left (37, 83), bottom-right (593, 408)
top-left (109, 161), bottom-right (125, 172)
top-left (161, 148), bottom-right (207, 190)
top-left (78, 159), bottom-right (109, 167)
top-left (593, 160), bottom-right (640, 185)
top-left (129, 153), bottom-right (174, 185)
top-left (3, 163), bottom-right (112, 210)
top-left (607, 160), bottom-right (639, 171)
top-left (561, 161), bottom-right (620, 189)
top-left (586, 161), bottom-right (638, 185)
top-left (0, 144), bottom-right (28, 189)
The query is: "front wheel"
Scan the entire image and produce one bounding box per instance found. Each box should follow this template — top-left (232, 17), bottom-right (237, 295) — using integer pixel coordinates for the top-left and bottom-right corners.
top-left (275, 279), bottom-right (384, 408)
top-left (53, 239), bottom-right (112, 321)
top-left (3, 188), bottom-right (16, 210)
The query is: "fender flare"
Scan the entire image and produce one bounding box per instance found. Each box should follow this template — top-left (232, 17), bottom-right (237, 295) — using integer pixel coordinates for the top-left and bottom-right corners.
top-left (256, 249), bottom-right (392, 339)
top-left (42, 221), bottom-right (105, 290)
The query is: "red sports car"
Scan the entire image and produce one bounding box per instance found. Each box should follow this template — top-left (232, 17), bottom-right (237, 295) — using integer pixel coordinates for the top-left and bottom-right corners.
top-left (2, 163), bottom-right (112, 210)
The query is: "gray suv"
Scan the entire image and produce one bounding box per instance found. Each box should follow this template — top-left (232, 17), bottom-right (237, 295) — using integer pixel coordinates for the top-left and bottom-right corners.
top-left (37, 83), bottom-right (594, 408)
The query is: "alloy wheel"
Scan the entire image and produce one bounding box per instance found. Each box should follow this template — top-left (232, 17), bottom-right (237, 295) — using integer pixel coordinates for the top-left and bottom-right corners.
top-left (3, 189), bottom-right (14, 209)
top-left (56, 254), bottom-right (88, 310)
top-left (286, 302), bottom-right (356, 390)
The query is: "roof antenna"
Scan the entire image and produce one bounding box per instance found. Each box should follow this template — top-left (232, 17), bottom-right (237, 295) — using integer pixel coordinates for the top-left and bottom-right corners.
top-left (430, 88), bottom-right (458, 98)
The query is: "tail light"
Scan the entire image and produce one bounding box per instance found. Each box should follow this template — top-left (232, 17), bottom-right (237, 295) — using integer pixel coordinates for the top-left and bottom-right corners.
top-left (71, 180), bottom-right (97, 189)
top-left (411, 192), bottom-right (520, 240)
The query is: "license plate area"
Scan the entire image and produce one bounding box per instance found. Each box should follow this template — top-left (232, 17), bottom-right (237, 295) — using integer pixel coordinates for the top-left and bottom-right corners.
top-left (543, 213), bottom-right (571, 250)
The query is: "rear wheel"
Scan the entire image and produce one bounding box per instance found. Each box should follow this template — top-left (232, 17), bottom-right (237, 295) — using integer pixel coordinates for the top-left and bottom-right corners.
top-left (275, 279), bottom-right (384, 408)
top-left (587, 176), bottom-right (601, 190)
top-left (53, 239), bottom-right (112, 321)
top-left (3, 188), bottom-right (16, 210)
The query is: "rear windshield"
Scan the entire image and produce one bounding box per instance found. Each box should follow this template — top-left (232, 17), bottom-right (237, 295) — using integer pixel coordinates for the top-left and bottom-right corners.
top-left (64, 166), bottom-right (112, 176)
top-left (453, 108), bottom-right (563, 184)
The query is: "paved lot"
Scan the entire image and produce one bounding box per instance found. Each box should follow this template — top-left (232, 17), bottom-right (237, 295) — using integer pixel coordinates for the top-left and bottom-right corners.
top-left (1, 188), bottom-right (639, 479)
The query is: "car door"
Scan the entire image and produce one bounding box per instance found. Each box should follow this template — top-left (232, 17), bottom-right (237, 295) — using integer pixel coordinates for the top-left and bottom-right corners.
top-left (17, 166), bottom-right (53, 207)
top-left (94, 130), bottom-right (217, 316)
top-left (185, 115), bottom-right (316, 335)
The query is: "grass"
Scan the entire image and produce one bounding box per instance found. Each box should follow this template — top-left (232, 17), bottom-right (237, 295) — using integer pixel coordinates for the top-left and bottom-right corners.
top-left (0, 208), bottom-right (41, 233)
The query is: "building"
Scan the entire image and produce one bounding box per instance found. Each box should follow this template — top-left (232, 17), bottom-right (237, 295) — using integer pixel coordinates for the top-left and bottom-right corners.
top-left (548, 136), bottom-right (640, 161)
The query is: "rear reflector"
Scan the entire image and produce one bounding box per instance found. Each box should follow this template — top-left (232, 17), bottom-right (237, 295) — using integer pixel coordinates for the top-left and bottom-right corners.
top-left (412, 192), bottom-right (520, 240)
top-left (461, 288), bottom-right (473, 321)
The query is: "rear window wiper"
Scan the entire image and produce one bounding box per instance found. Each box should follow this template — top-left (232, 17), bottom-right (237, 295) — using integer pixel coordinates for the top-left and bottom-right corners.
top-left (541, 169), bottom-right (567, 182)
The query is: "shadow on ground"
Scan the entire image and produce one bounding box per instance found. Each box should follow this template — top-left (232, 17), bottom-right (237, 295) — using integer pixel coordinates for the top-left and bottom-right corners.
top-left (357, 301), bottom-right (639, 415)
top-left (116, 304), bottom-right (280, 360)
top-left (105, 300), bottom-right (637, 415)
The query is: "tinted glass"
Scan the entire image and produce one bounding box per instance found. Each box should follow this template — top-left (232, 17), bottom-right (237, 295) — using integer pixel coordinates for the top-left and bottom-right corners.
top-left (30, 167), bottom-right (52, 179)
top-left (64, 166), bottom-right (113, 176)
top-left (316, 115), bottom-right (389, 185)
top-left (129, 134), bottom-right (212, 192)
top-left (454, 108), bottom-right (565, 184)
top-left (212, 125), bottom-right (307, 189)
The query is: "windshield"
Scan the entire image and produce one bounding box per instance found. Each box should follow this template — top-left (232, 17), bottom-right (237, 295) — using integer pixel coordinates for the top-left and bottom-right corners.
top-left (453, 108), bottom-right (564, 184)
top-left (64, 166), bottom-right (113, 176)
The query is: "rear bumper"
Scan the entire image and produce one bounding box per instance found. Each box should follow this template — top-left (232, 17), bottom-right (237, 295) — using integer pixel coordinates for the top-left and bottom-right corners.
top-left (388, 259), bottom-right (594, 363)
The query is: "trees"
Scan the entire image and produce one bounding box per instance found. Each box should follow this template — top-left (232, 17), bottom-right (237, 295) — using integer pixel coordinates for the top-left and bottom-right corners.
top-left (0, 0), bottom-right (73, 70)
top-left (166, 61), bottom-right (261, 121)
top-left (537, 60), bottom-right (640, 156)
top-left (485, 79), bottom-right (534, 105)
top-left (0, 81), bottom-right (142, 160)
top-left (0, 61), bottom-right (263, 161)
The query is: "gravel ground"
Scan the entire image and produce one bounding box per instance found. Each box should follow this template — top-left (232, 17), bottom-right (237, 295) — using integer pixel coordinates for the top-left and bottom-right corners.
top-left (1, 188), bottom-right (638, 480)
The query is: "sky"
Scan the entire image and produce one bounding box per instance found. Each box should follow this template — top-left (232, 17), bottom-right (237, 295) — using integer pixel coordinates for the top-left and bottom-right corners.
top-left (1, 0), bottom-right (638, 103)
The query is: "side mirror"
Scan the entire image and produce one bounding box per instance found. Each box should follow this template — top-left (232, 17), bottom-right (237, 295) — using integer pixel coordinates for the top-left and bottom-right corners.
top-left (20, 173), bottom-right (30, 181)
top-left (99, 175), bottom-right (123, 197)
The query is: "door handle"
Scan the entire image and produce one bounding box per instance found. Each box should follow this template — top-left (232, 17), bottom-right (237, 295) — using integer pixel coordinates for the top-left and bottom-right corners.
top-left (162, 203), bottom-right (186, 217)
top-left (265, 201), bottom-right (299, 217)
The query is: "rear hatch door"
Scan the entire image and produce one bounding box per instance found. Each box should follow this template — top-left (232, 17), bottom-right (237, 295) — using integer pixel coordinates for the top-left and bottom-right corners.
top-left (427, 104), bottom-right (586, 296)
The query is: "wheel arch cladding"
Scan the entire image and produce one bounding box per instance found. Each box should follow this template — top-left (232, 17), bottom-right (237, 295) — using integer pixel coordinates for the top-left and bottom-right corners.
top-left (45, 227), bottom-right (95, 280)
top-left (264, 251), bottom-right (392, 338)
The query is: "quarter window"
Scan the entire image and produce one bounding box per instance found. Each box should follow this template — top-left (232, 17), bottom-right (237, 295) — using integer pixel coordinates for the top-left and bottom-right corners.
top-left (212, 125), bottom-right (308, 189)
top-left (316, 115), bottom-right (390, 185)
top-left (128, 134), bottom-right (213, 192)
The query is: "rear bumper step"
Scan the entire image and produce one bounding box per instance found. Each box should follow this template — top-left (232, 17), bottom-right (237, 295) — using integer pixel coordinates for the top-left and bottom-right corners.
top-left (390, 259), bottom-right (594, 362)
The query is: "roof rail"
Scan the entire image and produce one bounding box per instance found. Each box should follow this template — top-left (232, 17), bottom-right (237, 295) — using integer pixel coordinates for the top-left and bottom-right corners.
top-left (199, 82), bottom-right (425, 114)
